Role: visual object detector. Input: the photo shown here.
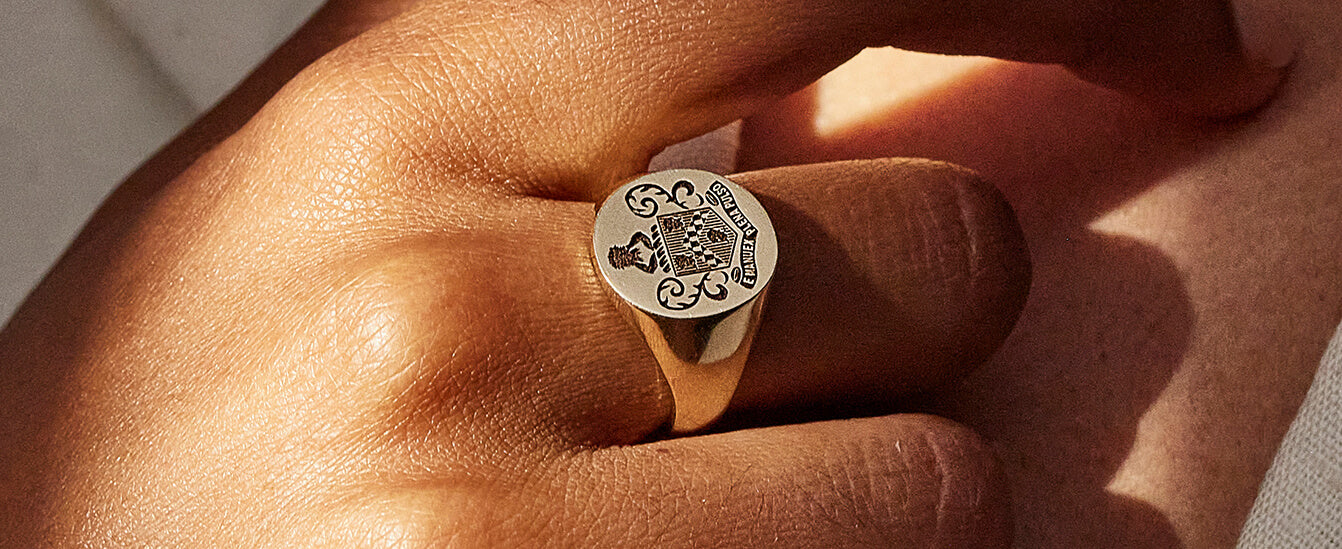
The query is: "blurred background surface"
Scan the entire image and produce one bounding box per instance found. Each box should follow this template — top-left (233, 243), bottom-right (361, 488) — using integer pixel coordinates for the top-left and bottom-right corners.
top-left (1, 0), bottom-right (323, 320)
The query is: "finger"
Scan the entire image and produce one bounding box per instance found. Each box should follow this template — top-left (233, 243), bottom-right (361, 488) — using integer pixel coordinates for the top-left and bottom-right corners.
top-left (852, 0), bottom-right (1290, 117)
top-left (428, 415), bottom-right (1011, 547)
top-left (387, 159), bottom-right (1025, 447)
top-left (263, 0), bottom-right (1285, 202)
top-left (728, 160), bottom-right (1029, 413)
top-left (1057, 0), bottom-right (1291, 117)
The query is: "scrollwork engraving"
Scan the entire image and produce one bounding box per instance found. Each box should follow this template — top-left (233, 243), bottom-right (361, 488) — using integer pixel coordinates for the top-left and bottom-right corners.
top-left (657, 272), bottom-right (731, 310)
top-left (610, 176), bottom-right (762, 312)
top-left (624, 180), bottom-right (706, 218)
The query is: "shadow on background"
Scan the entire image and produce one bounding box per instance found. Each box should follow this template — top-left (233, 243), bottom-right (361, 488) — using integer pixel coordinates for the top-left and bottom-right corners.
top-left (735, 59), bottom-right (1246, 547)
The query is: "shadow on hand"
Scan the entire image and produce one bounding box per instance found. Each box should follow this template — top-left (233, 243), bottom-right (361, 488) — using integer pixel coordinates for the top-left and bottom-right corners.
top-left (736, 59), bottom-right (1242, 547)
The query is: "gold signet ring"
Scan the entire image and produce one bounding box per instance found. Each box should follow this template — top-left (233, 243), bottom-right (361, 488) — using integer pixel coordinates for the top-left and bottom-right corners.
top-left (593, 169), bottom-right (778, 434)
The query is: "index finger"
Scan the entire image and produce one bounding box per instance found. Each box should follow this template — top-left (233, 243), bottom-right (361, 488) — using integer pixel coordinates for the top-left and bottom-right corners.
top-left (259, 0), bottom-right (1284, 200)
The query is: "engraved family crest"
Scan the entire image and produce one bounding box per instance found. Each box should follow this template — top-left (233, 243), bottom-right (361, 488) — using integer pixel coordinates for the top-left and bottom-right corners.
top-left (658, 208), bottom-right (735, 276)
top-left (605, 178), bottom-right (762, 311)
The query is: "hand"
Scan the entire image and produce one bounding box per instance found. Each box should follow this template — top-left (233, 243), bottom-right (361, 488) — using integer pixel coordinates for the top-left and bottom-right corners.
top-left (0, 0), bottom-right (1280, 545)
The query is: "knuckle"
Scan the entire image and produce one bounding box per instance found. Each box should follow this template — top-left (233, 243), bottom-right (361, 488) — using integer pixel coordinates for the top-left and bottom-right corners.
top-left (933, 162), bottom-right (1030, 301)
top-left (295, 237), bottom-right (510, 410)
top-left (802, 416), bottom-right (1010, 547)
top-left (312, 484), bottom-right (496, 548)
top-left (258, 51), bottom-right (459, 201)
top-left (281, 48), bottom-right (424, 144)
top-left (936, 162), bottom-right (1031, 365)
top-left (897, 160), bottom-right (1030, 371)
top-left (249, 45), bottom-right (505, 214)
top-left (907, 160), bottom-right (996, 291)
top-left (264, 27), bottom-right (494, 181)
top-left (910, 416), bottom-right (1012, 548)
top-left (308, 249), bottom-right (443, 372)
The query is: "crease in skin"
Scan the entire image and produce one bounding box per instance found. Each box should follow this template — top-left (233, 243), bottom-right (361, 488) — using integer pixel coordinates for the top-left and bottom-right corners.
top-left (917, 180), bottom-right (962, 290)
top-left (896, 436), bottom-right (918, 542)
top-left (950, 171), bottom-right (984, 284)
top-left (922, 430), bottom-right (952, 547)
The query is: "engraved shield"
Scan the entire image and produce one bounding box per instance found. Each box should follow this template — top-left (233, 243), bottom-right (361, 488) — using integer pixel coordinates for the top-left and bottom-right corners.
top-left (657, 208), bottom-right (737, 277)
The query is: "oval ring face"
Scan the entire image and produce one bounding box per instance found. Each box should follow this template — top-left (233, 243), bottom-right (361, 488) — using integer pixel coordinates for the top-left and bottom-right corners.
top-left (594, 169), bottom-right (777, 319)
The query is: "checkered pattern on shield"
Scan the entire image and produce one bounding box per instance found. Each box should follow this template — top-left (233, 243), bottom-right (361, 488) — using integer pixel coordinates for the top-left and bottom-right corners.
top-left (657, 208), bottom-right (737, 277)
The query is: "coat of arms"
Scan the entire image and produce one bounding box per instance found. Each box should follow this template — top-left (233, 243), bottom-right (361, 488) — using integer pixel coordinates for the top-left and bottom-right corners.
top-left (606, 178), bottom-right (762, 311)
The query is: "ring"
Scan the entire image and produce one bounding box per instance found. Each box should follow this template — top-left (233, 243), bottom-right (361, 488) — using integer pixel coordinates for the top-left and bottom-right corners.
top-left (593, 169), bottom-right (778, 433)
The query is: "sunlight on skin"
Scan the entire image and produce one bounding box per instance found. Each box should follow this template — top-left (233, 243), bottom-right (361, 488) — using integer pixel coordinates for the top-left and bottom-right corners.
top-left (1089, 181), bottom-right (1197, 517)
top-left (816, 48), bottom-right (1198, 528)
top-left (813, 48), bottom-right (996, 137)
top-left (802, 46), bottom-right (1335, 546)
top-left (1091, 99), bottom-right (1333, 540)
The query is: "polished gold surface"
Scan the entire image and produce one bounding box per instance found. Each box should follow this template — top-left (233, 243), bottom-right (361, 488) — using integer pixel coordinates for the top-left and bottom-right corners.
top-left (593, 170), bottom-right (776, 433)
top-left (625, 288), bottom-right (767, 432)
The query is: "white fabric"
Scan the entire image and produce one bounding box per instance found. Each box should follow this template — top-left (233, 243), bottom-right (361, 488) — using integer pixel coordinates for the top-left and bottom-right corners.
top-left (648, 122), bottom-right (742, 175)
top-left (1238, 321), bottom-right (1342, 547)
top-left (0, 0), bottom-right (319, 320)
top-left (0, 0), bottom-right (196, 319)
top-left (102, 0), bottom-right (323, 110)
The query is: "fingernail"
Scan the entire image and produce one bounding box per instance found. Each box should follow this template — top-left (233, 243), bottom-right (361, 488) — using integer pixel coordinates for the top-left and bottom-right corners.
top-left (1231, 0), bottom-right (1297, 68)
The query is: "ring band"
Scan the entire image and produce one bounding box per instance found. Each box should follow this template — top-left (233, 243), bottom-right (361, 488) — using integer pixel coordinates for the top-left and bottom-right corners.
top-left (593, 169), bottom-right (777, 433)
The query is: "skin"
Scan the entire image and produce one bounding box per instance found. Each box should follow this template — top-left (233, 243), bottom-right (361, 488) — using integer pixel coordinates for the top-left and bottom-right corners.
top-left (0, 0), bottom-right (1295, 546)
top-left (742, 1), bottom-right (1342, 547)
